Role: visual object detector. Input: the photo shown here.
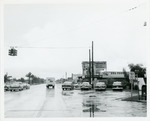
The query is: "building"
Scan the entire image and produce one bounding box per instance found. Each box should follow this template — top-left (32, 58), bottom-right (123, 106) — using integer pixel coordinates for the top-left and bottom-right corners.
top-left (102, 71), bottom-right (125, 79)
top-left (81, 61), bottom-right (129, 87)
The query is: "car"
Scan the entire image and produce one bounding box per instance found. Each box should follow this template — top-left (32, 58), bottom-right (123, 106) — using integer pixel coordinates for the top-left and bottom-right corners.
top-left (62, 81), bottom-right (74, 90)
top-left (95, 82), bottom-right (106, 91)
top-left (112, 81), bottom-right (123, 91)
top-left (22, 83), bottom-right (30, 89)
top-left (9, 82), bottom-right (24, 91)
top-left (4, 83), bottom-right (11, 91)
top-left (46, 77), bottom-right (55, 89)
top-left (73, 83), bottom-right (82, 90)
top-left (81, 82), bottom-right (92, 90)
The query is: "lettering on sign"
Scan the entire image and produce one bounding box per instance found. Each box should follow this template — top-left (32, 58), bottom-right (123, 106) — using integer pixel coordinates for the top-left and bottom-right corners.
top-left (129, 72), bottom-right (135, 80)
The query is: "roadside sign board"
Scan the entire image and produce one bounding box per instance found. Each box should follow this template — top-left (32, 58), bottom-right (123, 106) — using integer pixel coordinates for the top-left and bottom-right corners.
top-left (130, 79), bottom-right (133, 83)
top-left (129, 72), bottom-right (135, 80)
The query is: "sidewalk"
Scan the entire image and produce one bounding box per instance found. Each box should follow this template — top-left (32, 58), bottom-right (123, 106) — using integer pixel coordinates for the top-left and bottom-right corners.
top-left (122, 95), bottom-right (147, 103)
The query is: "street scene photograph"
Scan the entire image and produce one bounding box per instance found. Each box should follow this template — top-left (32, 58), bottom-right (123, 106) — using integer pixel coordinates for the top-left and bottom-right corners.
top-left (2, 0), bottom-right (149, 119)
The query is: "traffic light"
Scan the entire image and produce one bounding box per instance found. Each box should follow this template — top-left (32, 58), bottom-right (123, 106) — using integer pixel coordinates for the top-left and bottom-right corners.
top-left (8, 49), bottom-right (14, 56)
top-left (8, 48), bottom-right (17, 56)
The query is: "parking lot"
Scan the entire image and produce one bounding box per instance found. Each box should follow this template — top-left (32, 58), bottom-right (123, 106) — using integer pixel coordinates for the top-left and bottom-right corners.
top-left (5, 84), bottom-right (147, 117)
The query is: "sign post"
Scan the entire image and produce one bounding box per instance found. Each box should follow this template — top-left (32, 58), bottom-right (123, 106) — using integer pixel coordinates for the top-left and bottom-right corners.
top-left (129, 72), bottom-right (135, 98)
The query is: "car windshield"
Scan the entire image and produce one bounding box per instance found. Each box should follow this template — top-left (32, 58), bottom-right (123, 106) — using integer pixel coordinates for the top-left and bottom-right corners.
top-left (96, 82), bottom-right (105, 85)
top-left (13, 82), bottom-right (20, 85)
top-left (113, 82), bottom-right (122, 85)
top-left (64, 82), bottom-right (72, 84)
top-left (82, 82), bottom-right (89, 85)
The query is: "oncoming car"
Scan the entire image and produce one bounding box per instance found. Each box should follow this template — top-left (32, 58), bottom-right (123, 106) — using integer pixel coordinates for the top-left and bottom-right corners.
top-left (22, 83), bottom-right (30, 89)
top-left (46, 78), bottom-right (55, 89)
top-left (9, 82), bottom-right (24, 91)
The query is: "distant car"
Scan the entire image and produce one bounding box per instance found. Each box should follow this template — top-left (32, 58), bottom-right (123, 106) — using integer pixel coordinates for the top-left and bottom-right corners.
top-left (22, 83), bottom-right (30, 89)
top-left (112, 81), bottom-right (123, 91)
top-left (95, 82), bottom-right (106, 91)
top-left (81, 82), bottom-right (92, 90)
top-left (9, 82), bottom-right (24, 91)
top-left (62, 81), bottom-right (74, 90)
top-left (4, 84), bottom-right (11, 91)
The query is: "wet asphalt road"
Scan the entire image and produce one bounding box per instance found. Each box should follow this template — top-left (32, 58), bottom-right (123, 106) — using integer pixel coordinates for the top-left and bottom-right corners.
top-left (5, 84), bottom-right (147, 118)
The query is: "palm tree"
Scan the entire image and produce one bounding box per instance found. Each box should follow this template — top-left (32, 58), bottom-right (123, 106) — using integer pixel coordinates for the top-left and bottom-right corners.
top-left (26, 72), bottom-right (34, 85)
top-left (4, 73), bottom-right (12, 83)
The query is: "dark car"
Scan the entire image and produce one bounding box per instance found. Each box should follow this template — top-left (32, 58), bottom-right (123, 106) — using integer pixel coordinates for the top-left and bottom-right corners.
top-left (112, 81), bottom-right (123, 91)
top-left (81, 82), bottom-right (92, 90)
top-left (62, 81), bottom-right (74, 90)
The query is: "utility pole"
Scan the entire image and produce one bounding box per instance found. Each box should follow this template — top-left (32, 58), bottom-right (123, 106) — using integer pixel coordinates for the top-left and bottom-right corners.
top-left (89, 49), bottom-right (91, 84)
top-left (65, 72), bottom-right (67, 80)
top-left (92, 41), bottom-right (94, 89)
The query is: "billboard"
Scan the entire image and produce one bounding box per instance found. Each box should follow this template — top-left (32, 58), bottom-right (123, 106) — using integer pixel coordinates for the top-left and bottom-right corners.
top-left (82, 61), bottom-right (107, 76)
top-left (95, 61), bottom-right (107, 70)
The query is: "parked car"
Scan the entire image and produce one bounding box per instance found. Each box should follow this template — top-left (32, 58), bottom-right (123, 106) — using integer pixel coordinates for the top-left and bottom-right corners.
top-left (22, 83), bottom-right (30, 89)
top-left (4, 83), bottom-right (11, 91)
top-left (95, 82), bottom-right (106, 91)
top-left (73, 83), bottom-right (82, 90)
top-left (9, 82), bottom-right (24, 91)
top-left (112, 81), bottom-right (123, 91)
top-left (62, 81), bottom-right (74, 90)
top-left (81, 82), bottom-right (92, 90)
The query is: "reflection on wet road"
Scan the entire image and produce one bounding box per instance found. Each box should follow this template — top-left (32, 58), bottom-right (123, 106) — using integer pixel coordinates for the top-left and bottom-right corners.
top-left (5, 84), bottom-right (147, 117)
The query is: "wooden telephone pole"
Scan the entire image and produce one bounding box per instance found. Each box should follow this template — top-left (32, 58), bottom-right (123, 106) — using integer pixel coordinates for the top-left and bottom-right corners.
top-left (89, 49), bottom-right (91, 84)
top-left (92, 41), bottom-right (94, 88)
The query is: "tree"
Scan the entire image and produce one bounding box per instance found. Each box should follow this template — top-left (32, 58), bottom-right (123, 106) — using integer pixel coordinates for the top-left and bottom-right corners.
top-left (4, 73), bottom-right (12, 83)
top-left (123, 68), bottom-right (130, 87)
top-left (17, 78), bottom-right (26, 83)
top-left (128, 64), bottom-right (146, 77)
top-left (26, 72), bottom-right (34, 84)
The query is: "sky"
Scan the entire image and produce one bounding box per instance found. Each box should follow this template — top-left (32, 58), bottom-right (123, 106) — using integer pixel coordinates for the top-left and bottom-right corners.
top-left (4, 0), bottom-right (149, 79)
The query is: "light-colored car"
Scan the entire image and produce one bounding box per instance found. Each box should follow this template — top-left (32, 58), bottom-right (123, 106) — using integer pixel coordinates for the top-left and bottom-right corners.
top-left (4, 83), bottom-right (11, 91)
top-left (46, 77), bottom-right (55, 88)
top-left (95, 82), bottom-right (106, 91)
top-left (73, 83), bottom-right (82, 90)
top-left (9, 82), bottom-right (24, 91)
top-left (22, 83), bottom-right (30, 89)
top-left (62, 81), bottom-right (74, 90)
top-left (81, 82), bottom-right (92, 90)
top-left (112, 81), bottom-right (123, 91)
